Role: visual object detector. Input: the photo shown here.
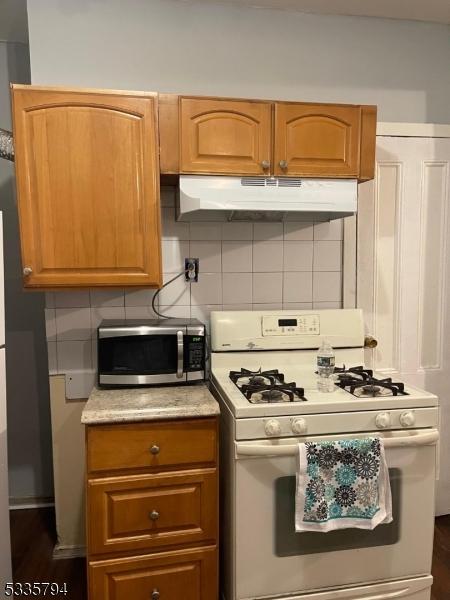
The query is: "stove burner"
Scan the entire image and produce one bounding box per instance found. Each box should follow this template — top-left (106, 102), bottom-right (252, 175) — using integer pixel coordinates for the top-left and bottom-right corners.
top-left (334, 365), bottom-right (373, 382)
top-left (338, 375), bottom-right (408, 398)
top-left (249, 375), bottom-right (269, 386)
top-left (229, 368), bottom-right (284, 388)
top-left (241, 382), bottom-right (306, 404)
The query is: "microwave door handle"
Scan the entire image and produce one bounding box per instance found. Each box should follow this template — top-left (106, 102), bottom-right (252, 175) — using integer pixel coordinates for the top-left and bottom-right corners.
top-left (235, 430), bottom-right (439, 458)
top-left (176, 330), bottom-right (184, 378)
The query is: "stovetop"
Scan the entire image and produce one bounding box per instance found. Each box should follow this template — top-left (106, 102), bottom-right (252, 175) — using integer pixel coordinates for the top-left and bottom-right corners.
top-left (211, 349), bottom-right (438, 418)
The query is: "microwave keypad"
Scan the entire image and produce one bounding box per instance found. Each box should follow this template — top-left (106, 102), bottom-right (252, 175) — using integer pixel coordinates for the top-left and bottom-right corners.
top-left (187, 336), bottom-right (204, 371)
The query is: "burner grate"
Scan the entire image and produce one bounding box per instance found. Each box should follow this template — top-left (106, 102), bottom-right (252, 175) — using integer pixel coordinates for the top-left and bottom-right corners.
top-left (229, 368), bottom-right (306, 403)
top-left (337, 375), bottom-right (408, 397)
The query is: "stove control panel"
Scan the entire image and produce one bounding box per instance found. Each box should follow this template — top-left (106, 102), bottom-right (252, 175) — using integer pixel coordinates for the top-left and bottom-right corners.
top-left (262, 314), bottom-right (320, 336)
top-left (264, 419), bottom-right (282, 437)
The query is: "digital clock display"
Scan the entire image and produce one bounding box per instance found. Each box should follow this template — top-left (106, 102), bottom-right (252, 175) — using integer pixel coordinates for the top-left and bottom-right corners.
top-left (278, 319), bottom-right (297, 327)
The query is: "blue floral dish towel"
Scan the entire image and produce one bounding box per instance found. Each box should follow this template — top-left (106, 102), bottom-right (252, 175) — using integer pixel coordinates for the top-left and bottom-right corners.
top-left (295, 438), bottom-right (392, 532)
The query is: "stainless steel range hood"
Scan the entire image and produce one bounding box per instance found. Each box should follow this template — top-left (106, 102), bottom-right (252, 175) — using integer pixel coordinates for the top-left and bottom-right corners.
top-left (177, 175), bottom-right (357, 222)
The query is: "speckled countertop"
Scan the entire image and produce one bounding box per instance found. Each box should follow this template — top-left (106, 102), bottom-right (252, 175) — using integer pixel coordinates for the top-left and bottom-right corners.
top-left (81, 383), bottom-right (220, 425)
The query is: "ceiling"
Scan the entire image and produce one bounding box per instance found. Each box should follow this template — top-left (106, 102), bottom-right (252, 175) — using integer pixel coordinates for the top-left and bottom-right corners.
top-left (190, 0), bottom-right (450, 24)
top-left (0, 0), bottom-right (28, 44)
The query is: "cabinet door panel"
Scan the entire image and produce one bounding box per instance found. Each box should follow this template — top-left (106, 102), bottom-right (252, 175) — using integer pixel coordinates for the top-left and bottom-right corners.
top-left (88, 469), bottom-right (217, 555)
top-left (89, 546), bottom-right (218, 600)
top-left (274, 103), bottom-right (361, 177)
top-left (12, 86), bottom-right (162, 287)
top-left (180, 97), bottom-right (271, 175)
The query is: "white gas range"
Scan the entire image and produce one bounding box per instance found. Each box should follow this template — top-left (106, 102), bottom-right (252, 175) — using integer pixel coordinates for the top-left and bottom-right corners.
top-left (210, 309), bottom-right (439, 600)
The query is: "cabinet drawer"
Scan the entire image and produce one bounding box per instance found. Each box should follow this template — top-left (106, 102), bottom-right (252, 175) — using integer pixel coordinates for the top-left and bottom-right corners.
top-left (89, 545), bottom-right (218, 600)
top-left (88, 468), bottom-right (217, 555)
top-left (87, 418), bottom-right (217, 474)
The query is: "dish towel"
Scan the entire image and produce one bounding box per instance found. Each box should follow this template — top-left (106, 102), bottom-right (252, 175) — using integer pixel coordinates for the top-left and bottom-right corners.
top-left (295, 438), bottom-right (392, 532)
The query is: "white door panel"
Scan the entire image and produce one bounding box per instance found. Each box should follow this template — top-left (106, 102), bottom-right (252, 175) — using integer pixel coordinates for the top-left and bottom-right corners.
top-left (357, 137), bottom-right (450, 515)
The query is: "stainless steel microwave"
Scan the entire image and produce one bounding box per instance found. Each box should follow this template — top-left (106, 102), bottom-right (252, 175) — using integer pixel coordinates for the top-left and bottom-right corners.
top-left (97, 319), bottom-right (206, 386)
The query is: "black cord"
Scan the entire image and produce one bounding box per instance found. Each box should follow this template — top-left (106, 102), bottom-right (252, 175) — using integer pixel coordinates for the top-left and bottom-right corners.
top-left (152, 270), bottom-right (188, 319)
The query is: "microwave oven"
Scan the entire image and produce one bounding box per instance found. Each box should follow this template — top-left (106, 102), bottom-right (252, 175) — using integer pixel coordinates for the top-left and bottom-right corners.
top-left (97, 318), bottom-right (206, 386)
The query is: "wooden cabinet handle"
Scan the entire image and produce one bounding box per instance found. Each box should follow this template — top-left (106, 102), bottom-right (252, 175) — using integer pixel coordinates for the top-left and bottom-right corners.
top-left (279, 160), bottom-right (288, 170)
top-left (149, 510), bottom-right (160, 521)
top-left (151, 590), bottom-right (160, 600)
top-left (150, 445), bottom-right (160, 455)
top-left (261, 160), bottom-right (270, 170)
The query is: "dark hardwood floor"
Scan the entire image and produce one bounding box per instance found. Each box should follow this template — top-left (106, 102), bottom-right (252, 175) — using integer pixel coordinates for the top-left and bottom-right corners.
top-left (9, 508), bottom-right (450, 599)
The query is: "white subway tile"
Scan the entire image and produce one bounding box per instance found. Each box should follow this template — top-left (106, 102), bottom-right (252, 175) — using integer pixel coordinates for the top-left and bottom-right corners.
top-left (283, 241), bottom-right (313, 271)
top-left (313, 241), bottom-right (342, 271)
top-left (125, 306), bottom-right (160, 319)
top-left (253, 241), bottom-right (283, 272)
top-left (253, 222), bottom-right (283, 241)
top-left (313, 272), bottom-right (342, 302)
top-left (190, 304), bottom-right (222, 332)
top-left (55, 308), bottom-right (92, 341)
top-left (54, 291), bottom-right (90, 308)
top-left (56, 340), bottom-right (92, 372)
top-left (284, 221), bottom-right (314, 241)
top-left (47, 341), bottom-right (58, 374)
top-left (45, 308), bottom-right (56, 342)
top-left (45, 292), bottom-right (55, 308)
top-left (161, 208), bottom-right (190, 241)
top-left (222, 304), bottom-right (252, 311)
top-left (158, 305), bottom-right (191, 319)
top-left (252, 303), bottom-right (282, 310)
top-left (282, 302), bottom-right (313, 310)
top-left (91, 338), bottom-right (98, 370)
top-left (222, 241), bottom-right (252, 273)
top-left (222, 273), bottom-right (252, 304)
top-left (190, 241), bottom-right (221, 273)
top-left (190, 222), bottom-right (222, 241)
top-left (283, 272), bottom-right (313, 303)
top-left (252, 273), bottom-right (283, 304)
top-left (221, 222), bottom-right (253, 241)
top-left (125, 288), bottom-right (158, 306)
top-left (89, 289), bottom-right (124, 307)
top-left (313, 301), bottom-right (342, 309)
top-left (191, 273), bottom-right (222, 305)
top-left (159, 273), bottom-right (190, 306)
top-left (91, 307), bottom-right (125, 331)
top-left (314, 219), bottom-right (343, 241)
top-left (162, 240), bottom-right (189, 273)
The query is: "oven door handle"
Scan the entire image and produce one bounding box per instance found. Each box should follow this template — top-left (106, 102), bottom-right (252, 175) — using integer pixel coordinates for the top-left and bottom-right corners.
top-left (176, 330), bottom-right (184, 379)
top-left (235, 430), bottom-right (439, 458)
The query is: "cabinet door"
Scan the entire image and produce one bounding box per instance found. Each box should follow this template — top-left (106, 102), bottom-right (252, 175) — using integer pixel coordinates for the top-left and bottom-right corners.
top-left (180, 97), bottom-right (272, 175)
top-left (274, 103), bottom-right (361, 177)
top-left (89, 546), bottom-right (218, 600)
top-left (12, 85), bottom-right (162, 288)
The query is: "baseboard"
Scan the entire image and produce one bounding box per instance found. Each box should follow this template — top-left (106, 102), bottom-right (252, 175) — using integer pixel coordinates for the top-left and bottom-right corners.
top-left (53, 543), bottom-right (86, 560)
top-left (9, 496), bottom-right (55, 510)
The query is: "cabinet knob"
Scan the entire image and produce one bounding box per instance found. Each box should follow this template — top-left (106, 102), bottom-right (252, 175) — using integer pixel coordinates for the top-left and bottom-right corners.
top-left (150, 445), bottom-right (160, 455)
top-left (149, 510), bottom-right (160, 521)
top-left (364, 335), bottom-right (378, 348)
top-left (23, 266), bottom-right (33, 276)
top-left (279, 160), bottom-right (288, 170)
top-left (151, 590), bottom-right (160, 600)
top-left (261, 159), bottom-right (270, 170)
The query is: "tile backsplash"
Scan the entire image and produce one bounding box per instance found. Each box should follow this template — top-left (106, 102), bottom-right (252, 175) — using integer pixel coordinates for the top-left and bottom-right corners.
top-left (45, 186), bottom-right (343, 375)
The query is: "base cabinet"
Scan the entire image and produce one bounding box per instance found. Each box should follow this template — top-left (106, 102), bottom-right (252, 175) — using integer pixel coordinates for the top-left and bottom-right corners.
top-left (89, 546), bottom-right (217, 600)
top-left (86, 417), bottom-right (218, 600)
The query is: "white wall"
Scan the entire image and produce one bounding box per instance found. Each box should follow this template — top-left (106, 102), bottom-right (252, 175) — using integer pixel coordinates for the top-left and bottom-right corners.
top-left (0, 39), bottom-right (54, 500)
top-left (26, 0), bottom-right (450, 123)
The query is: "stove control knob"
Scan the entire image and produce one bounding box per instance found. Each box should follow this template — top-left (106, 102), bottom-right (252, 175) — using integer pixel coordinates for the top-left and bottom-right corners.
top-left (400, 411), bottom-right (415, 428)
top-left (291, 418), bottom-right (307, 435)
top-left (265, 419), bottom-right (282, 437)
top-left (375, 412), bottom-right (391, 429)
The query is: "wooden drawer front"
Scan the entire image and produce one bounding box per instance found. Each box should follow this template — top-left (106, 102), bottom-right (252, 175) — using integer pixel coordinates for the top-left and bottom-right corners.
top-left (87, 418), bottom-right (217, 474)
top-left (89, 546), bottom-right (217, 600)
top-left (274, 103), bottom-right (361, 177)
top-left (180, 97), bottom-right (272, 176)
top-left (88, 469), bottom-right (217, 555)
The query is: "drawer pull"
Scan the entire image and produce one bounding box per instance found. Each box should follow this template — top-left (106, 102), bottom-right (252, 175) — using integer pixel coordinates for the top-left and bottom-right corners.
top-left (151, 590), bottom-right (160, 600)
top-left (150, 445), bottom-right (160, 455)
top-left (149, 510), bottom-right (160, 521)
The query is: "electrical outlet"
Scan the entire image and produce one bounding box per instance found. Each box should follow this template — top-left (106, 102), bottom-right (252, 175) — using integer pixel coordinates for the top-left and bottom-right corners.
top-left (185, 258), bottom-right (199, 282)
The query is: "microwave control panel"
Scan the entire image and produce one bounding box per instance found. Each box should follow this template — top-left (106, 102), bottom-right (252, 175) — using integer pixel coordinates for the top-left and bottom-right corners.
top-left (262, 314), bottom-right (320, 336)
top-left (186, 335), bottom-right (205, 371)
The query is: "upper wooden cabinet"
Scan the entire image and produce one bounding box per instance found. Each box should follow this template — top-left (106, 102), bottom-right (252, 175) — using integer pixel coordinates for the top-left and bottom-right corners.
top-left (274, 103), bottom-right (361, 177)
top-left (161, 95), bottom-right (376, 181)
top-left (12, 85), bottom-right (162, 289)
top-left (180, 97), bottom-right (272, 175)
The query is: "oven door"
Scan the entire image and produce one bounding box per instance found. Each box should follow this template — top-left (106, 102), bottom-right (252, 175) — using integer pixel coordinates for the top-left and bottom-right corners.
top-left (233, 429), bottom-right (438, 600)
top-left (98, 326), bottom-right (186, 385)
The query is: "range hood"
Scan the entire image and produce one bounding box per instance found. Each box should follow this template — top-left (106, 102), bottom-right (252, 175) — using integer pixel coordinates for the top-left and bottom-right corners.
top-left (177, 175), bottom-right (357, 222)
